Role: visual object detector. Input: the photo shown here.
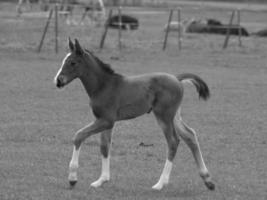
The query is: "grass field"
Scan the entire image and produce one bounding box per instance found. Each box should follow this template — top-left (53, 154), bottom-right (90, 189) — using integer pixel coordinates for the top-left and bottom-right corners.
top-left (0, 2), bottom-right (267, 200)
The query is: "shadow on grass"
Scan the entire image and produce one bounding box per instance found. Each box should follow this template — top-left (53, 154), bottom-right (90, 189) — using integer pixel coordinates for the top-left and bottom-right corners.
top-left (83, 183), bottom-right (207, 200)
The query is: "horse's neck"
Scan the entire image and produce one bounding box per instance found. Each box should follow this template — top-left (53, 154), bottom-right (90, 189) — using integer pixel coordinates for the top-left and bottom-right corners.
top-left (79, 66), bottom-right (111, 97)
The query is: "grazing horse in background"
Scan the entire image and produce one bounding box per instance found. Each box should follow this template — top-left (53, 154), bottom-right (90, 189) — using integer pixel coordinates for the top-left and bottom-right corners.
top-left (186, 18), bottom-right (249, 36)
top-left (54, 38), bottom-right (215, 191)
top-left (164, 18), bottom-right (195, 36)
top-left (16, 0), bottom-right (32, 17)
top-left (107, 14), bottom-right (139, 30)
top-left (59, 0), bottom-right (106, 25)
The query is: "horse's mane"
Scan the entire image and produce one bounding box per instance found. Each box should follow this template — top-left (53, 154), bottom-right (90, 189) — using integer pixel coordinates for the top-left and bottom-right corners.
top-left (85, 49), bottom-right (115, 75)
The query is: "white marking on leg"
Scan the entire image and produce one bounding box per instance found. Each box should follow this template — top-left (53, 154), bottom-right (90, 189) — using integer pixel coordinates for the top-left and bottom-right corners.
top-left (194, 138), bottom-right (209, 177)
top-left (68, 146), bottom-right (80, 182)
top-left (177, 108), bottom-right (182, 120)
top-left (100, 155), bottom-right (110, 178)
top-left (54, 53), bottom-right (71, 84)
top-left (152, 159), bottom-right (173, 190)
top-left (91, 155), bottom-right (110, 188)
top-left (176, 118), bottom-right (211, 183)
top-left (185, 125), bottom-right (209, 176)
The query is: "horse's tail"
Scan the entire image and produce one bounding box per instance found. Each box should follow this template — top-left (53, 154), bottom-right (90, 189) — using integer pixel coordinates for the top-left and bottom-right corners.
top-left (177, 73), bottom-right (210, 101)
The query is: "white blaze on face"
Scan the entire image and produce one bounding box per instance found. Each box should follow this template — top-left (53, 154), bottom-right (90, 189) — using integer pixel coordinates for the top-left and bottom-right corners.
top-left (54, 53), bottom-right (71, 85)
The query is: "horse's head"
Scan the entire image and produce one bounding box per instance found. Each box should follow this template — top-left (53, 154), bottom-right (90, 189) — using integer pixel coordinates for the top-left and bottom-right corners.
top-left (54, 38), bottom-right (88, 88)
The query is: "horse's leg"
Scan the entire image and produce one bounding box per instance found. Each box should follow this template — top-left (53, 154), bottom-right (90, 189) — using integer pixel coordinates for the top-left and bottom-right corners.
top-left (16, 0), bottom-right (23, 16)
top-left (175, 115), bottom-right (215, 190)
top-left (152, 113), bottom-right (180, 190)
top-left (68, 119), bottom-right (113, 187)
top-left (68, 146), bottom-right (81, 186)
top-left (91, 129), bottom-right (112, 187)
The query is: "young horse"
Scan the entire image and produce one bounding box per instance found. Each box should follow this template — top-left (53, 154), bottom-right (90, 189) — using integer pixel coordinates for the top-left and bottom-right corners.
top-left (54, 38), bottom-right (215, 191)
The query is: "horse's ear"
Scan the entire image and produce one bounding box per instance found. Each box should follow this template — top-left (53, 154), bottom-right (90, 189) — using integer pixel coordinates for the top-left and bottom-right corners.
top-left (74, 38), bottom-right (84, 55)
top-left (68, 37), bottom-right (74, 52)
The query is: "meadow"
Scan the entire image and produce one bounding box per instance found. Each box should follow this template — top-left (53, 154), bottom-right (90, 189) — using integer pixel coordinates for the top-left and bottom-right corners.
top-left (0, 2), bottom-right (266, 200)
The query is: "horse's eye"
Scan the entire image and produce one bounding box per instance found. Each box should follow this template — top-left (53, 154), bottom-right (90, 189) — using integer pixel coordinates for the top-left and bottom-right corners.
top-left (70, 61), bottom-right (76, 66)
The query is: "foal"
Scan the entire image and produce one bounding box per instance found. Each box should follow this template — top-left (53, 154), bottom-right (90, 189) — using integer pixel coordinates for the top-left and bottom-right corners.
top-left (54, 38), bottom-right (215, 191)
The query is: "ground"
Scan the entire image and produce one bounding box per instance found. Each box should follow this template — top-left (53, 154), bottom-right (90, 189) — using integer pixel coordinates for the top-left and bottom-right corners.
top-left (0, 2), bottom-right (266, 200)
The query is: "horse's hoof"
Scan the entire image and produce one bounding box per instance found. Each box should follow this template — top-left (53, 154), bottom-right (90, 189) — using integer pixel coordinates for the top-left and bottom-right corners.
top-left (205, 181), bottom-right (215, 191)
top-left (69, 180), bottom-right (77, 187)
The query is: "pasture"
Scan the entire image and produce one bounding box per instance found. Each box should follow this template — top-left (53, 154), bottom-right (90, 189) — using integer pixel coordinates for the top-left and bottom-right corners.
top-left (0, 1), bottom-right (267, 200)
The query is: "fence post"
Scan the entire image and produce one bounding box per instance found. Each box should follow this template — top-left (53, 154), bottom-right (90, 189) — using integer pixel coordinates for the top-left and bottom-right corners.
top-left (99, 9), bottom-right (113, 49)
top-left (37, 8), bottom-right (53, 53)
top-left (118, 6), bottom-right (122, 50)
top-left (223, 10), bottom-right (235, 49)
top-left (237, 9), bottom-right (242, 47)
top-left (55, 4), bottom-right (58, 53)
top-left (163, 9), bottom-right (173, 50)
top-left (177, 8), bottom-right (182, 51)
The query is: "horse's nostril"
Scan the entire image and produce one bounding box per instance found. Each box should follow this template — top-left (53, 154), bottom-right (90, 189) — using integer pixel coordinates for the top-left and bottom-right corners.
top-left (56, 77), bottom-right (63, 88)
top-left (56, 79), bottom-right (61, 88)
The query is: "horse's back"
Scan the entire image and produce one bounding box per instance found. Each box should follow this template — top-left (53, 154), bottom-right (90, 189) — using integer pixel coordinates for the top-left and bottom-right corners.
top-left (125, 72), bottom-right (183, 92)
top-left (125, 72), bottom-right (184, 111)
top-left (127, 72), bottom-right (178, 84)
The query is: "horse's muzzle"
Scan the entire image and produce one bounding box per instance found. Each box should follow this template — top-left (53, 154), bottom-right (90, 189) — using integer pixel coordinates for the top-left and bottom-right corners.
top-left (55, 76), bottom-right (65, 88)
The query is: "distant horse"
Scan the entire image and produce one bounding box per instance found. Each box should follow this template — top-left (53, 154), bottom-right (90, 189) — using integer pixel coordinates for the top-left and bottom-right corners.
top-left (186, 18), bottom-right (249, 36)
top-left (54, 38), bottom-right (215, 191)
top-left (163, 18), bottom-right (195, 35)
top-left (252, 28), bottom-right (267, 37)
top-left (107, 14), bottom-right (139, 30)
top-left (59, 0), bottom-right (106, 25)
top-left (16, 0), bottom-right (32, 17)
